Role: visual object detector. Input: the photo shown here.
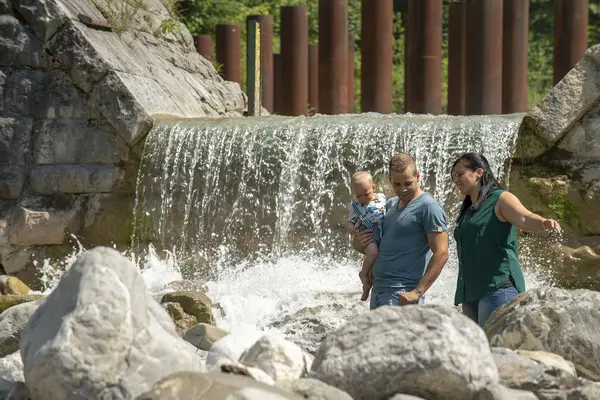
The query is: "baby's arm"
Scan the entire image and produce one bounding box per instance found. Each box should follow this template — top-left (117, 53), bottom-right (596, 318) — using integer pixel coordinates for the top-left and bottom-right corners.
top-left (347, 221), bottom-right (358, 234)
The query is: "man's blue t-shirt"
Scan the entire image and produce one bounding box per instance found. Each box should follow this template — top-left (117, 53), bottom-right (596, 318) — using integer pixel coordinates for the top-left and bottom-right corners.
top-left (372, 193), bottom-right (448, 292)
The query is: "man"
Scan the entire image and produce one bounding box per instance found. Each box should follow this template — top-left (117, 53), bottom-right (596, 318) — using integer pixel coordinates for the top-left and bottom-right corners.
top-left (353, 153), bottom-right (449, 309)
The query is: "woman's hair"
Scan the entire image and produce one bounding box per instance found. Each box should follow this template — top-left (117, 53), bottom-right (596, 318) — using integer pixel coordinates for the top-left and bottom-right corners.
top-left (451, 153), bottom-right (501, 220)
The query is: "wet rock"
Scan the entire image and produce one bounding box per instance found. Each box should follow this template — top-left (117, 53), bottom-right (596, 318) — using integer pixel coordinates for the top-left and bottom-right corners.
top-left (0, 276), bottom-right (30, 295)
top-left (161, 291), bottom-right (215, 326)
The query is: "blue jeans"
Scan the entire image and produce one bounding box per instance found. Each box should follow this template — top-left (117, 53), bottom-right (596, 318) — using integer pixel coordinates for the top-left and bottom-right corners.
top-left (370, 289), bottom-right (425, 310)
top-left (462, 287), bottom-right (518, 328)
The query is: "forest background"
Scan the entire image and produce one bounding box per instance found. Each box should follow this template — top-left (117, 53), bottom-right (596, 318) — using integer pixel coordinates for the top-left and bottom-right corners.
top-left (176, 0), bottom-right (600, 113)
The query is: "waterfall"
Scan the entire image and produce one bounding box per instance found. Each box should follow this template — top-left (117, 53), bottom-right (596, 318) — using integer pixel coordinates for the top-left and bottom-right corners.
top-left (129, 113), bottom-right (530, 348)
top-left (133, 113), bottom-right (520, 265)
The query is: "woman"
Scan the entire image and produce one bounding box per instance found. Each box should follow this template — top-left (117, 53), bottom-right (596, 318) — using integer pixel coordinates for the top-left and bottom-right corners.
top-left (451, 153), bottom-right (561, 327)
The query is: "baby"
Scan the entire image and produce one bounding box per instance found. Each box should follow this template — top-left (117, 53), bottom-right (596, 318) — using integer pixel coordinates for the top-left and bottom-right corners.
top-left (347, 171), bottom-right (386, 301)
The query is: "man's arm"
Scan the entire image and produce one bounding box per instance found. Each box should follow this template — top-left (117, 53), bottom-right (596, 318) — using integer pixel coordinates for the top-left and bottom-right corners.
top-left (399, 231), bottom-right (449, 305)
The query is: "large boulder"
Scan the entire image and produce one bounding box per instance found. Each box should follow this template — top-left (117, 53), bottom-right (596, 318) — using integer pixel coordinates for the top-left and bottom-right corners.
top-left (516, 45), bottom-right (600, 160)
top-left (485, 288), bottom-right (600, 380)
top-left (20, 247), bottom-right (204, 400)
top-left (309, 305), bottom-right (499, 400)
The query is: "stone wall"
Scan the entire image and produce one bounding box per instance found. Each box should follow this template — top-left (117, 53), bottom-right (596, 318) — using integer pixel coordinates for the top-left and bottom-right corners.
top-left (511, 44), bottom-right (600, 289)
top-left (0, 0), bottom-right (247, 287)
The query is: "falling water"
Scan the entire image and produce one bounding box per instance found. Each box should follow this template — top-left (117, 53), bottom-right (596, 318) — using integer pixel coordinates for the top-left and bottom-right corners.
top-left (126, 112), bottom-right (547, 351)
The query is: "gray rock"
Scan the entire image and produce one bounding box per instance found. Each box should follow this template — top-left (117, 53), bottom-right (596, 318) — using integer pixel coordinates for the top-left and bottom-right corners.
top-left (492, 347), bottom-right (581, 400)
top-left (309, 305), bottom-right (499, 400)
top-left (13, 0), bottom-right (108, 42)
top-left (239, 335), bottom-right (312, 383)
top-left (0, 15), bottom-right (46, 68)
top-left (135, 371), bottom-right (303, 400)
top-left (33, 71), bottom-right (99, 119)
top-left (516, 45), bottom-right (600, 159)
top-left (20, 247), bottom-right (205, 400)
top-left (0, 299), bottom-right (41, 357)
top-left (183, 323), bottom-right (230, 351)
top-left (0, 351), bottom-right (24, 383)
top-left (0, 167), bottom-right (27, 199)
top-left (485, 288), bottom-right (600, 380)
top-left (387, 395), bottom-right (426, 400)
top-left (3, 70), bottom-right (44, 116)
top-left (91, 70), bottom-right (185, 145)
top-left (33, 118), bottom-right (128, 165)
top-left (8, 199), bottom-right (80, 245)
top-left (29, 164), bottom-right (122, 193)
top-left (0, 380), bottom-right (30, 400)
top-left (277, 378), bottom-right (353, 400)
top-left (515, 350), bottom-right (577, 377)
top-left (0, 68), bottom-right (6, 113)
top-left (206, 332), bottom-right (265, 371)
top-left (558, 103), bottom-right (600, 158)
top-left (0, 118), bottom-right (32, 166)
top-left (567, 383), bottom-right (600, 400)
top-left (476, 384), bottom-right (538, 400)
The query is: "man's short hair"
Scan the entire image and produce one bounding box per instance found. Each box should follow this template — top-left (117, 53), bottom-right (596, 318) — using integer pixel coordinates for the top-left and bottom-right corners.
top-left (388, 153), bottom-right (417, 175)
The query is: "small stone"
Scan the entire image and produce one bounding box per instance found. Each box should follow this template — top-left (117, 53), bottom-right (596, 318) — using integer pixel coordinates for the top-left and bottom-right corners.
top-left (0, 275), bottom-right (31, 295)
top-left (183, 323), bottom-right (230, 351)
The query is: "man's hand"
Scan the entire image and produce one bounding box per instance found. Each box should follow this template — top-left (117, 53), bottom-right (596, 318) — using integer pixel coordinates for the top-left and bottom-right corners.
top-left (399, 290), bottom-right (421, 306)
top-left (351, 229), bottom-right (373, 253)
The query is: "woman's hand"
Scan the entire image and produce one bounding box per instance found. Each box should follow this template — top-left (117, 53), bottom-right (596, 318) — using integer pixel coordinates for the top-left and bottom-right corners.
top-left (542, 218), bottom-right (562, 233)
top-left (352, 229), bottom-right (373, 253)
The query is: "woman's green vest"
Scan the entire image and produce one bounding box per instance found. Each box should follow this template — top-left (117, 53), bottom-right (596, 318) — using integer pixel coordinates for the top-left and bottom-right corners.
top-left (453, 188), bottom-right (526, 305)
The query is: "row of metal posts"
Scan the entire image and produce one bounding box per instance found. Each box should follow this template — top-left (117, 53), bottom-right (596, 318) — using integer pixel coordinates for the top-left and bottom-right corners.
top-left (193, 0), bottom-right (589, 116)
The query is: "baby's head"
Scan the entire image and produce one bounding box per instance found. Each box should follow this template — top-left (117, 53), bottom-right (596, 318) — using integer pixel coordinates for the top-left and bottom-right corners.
top-left (351, 171), bottom-right (376, 204)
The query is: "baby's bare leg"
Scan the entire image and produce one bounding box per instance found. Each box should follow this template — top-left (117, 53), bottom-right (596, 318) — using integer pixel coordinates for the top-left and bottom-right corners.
top-left (359, 242), bottom-right (378, 301)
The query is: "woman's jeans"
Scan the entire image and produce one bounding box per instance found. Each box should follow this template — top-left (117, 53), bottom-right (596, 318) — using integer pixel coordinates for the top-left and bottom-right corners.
top-left (462, 287), bottom-right (518, 328)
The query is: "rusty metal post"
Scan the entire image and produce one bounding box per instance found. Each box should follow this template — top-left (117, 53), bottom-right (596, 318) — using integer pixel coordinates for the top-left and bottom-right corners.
top-left (554, 0), bottom-right (589, 84)
top-left (465, 0), bottom-right (503, 115)
top-left (406, 0), bottom-right (442, 115)
top-left (194, 35), bottom-right (212, 61)
top-left (247, 15), bottom-right (274, 113)
top-left (281, 6), bottom-right (309, 116)
top-left (502, 0), bottom-right (529, 114)
top-left (309, 44), bottom-right (319, 114)
top-left (404, 9), bottom-right (412, 112)
top-left (447, 1), bottom-right (466, 115)
top-left (347, 33), bottom-right (355, 113)
top-left (319, 0), bottom-right (348, 115)
top-left (216, 24), bottom-right (241, 83)
top-left (362, 0), bottom-right (393, 113)
top-left (273, 53), bottom-right (283, 115)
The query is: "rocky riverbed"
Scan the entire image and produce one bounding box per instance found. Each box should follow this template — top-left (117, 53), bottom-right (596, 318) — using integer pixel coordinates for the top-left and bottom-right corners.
top-left (0, 247), bottom-right (599, 400)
